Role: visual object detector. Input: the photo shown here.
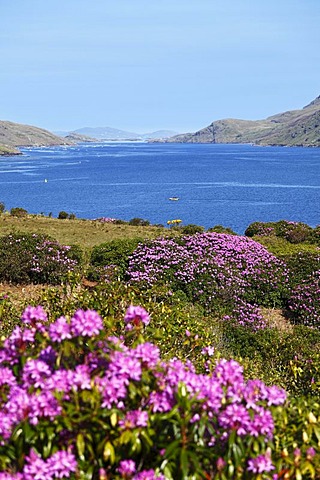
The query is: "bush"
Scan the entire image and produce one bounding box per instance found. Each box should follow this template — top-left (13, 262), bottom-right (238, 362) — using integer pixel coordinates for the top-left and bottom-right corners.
top-left (181, 224), bottom-right (204, 235)
top-left (222, 320), bottom-right (320, 394)
top-left (127, 233), bottom-right (289, 317)
top-left (208, 225), bottom-right (237, 235)
top-left (129, 217), bottom-right (150, 226)
top-left (287, 270), bottom-right (320, 328)
top-left (0, 233), bottom-right (82, 284)
top-left (245, 220), bottom-right (313, 244)
top-left (0, 305), bottom-right (291, 479)
top-left (90, 238), bottom-right (143, 280)
top-left (0, 305), bottom-right (319, 479)
top-left (10, 206), bottom-right (28, 217)
top-left (0, 201), bottom-right (5, 214)
top-left (58, 210), bottom-right (69, 219)
top-left (282, 251), bottom-right (320, 287)
top-left (245, 221), bottom-right (276, 237)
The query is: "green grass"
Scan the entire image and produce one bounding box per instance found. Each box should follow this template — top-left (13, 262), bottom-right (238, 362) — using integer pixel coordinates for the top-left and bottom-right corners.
top-left (0, 214), bottom-right (170, 250)
top-left (252, 234), bottom-right (319, 256)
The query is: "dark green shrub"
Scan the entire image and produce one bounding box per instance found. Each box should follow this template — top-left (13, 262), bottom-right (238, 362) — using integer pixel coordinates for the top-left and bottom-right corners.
top-left (281, 250), bottom-right (320, 287)
top-left (128, 217), bottom-right (150, 226)
top-left (208, 225), bottom-right (237, 235)
top-left (181, 224), bottom-right (204, 235)
top-left (10, 207), bottom-right (28, 217)
top-left (221, 320), bottom-right (320, 393)
top-left (90, 237), bottom-right (143, 280)
top-left (245, 220), bottom-right (313, 244)
top-left (0, 233), bottom-right (82, 284)
top-left (113, 219), bottom-right (128, 225)
top-left (308, 225), bottom-right (320, 245)
top-left (68, 212), bottom-right (76, 220)
top-left (58, 210), bottom-right (69, 219)
top-left (0, 202), bottom-right (5, 214)
top-left (245, 221), bottom-right (275, 237)
top-left (279, 221), bottom-right (313, 244)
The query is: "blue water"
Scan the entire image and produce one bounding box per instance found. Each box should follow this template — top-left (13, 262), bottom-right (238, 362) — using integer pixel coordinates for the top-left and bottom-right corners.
top-left (1, 142), bottom-right (320, 234)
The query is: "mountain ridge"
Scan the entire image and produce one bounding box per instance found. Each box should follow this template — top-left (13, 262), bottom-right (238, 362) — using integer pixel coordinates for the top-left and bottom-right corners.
top-left (163, 96), bottom-right (320, 147)
top-left (0, 120), bottom-right (72, 155)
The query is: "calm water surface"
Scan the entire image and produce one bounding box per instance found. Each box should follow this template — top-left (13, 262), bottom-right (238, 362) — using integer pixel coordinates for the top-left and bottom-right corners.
top-left (1, 142), bottom-right (320, 233)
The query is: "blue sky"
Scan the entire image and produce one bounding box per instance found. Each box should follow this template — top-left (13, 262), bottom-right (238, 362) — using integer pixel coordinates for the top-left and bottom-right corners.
top-left (1, 0), bottom-right (319, 133)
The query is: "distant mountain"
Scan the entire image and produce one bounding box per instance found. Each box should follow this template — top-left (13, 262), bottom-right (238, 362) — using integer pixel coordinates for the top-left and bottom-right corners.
top-left (70, 126), bottom-right (178, 141)
top-left (0, 120), bottom-right (71, 155)
top-left (164, 96), bottom-right (320, 147)
top-left (64, 132), bottom-right (99, 143)
top-left (72, 126), bottom-right (141, 140)
top-left (142, 130), bottom-right (178, 139)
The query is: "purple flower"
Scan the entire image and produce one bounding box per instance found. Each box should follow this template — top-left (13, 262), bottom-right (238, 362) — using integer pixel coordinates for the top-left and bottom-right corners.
top-left (247, 451), bottom-right (274, 474)
top-left (118, 459), bottom-right (136, 477)
top-left (70, 309), bottom-right (103, 337)
top-left (21, 306), bottom-right (48, 325)
top-left (49, 316), bottom-right (72, 342)
top-left (119, 410), bottom-right (148, 429)
top-left (133, 343), bottom-right (160, 368)
top-left (306, 447), bottom-right (316, 459)
top-left (124, 306), bottom-right (150, 326)
top-left (23, 359), bottom-right (52, 388)
top-left (23, 449), bottom-right (52, 480)
top-left (46, 450), bottom-right (77, 478)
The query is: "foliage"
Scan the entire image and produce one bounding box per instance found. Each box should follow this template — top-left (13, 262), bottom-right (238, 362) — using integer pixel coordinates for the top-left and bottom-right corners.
top-left (221, 321), bottom-right (320, 395)
top-left (129, 218), bottom-right (150, 226)
top-left (127, 233), bottom-right (289, 328)
top-left (245, 220), bottom-right (313, 244)
top-left (89, 238), bottom-right (144, 280)
top-left (0, 201), bottom-right (5, 214)
top-left (10, 207), bottom-right (28, 217)
top-left (281, 250), bottom-right (320, 287)
top-left (37, 280), bottom-right (220, 370)
top-left (0, 214), bottom-right (167, 249)
top-left (181, 224), bottom-right (205, 235)
top-left (287, 269), bottom-right (320, 328)
top-left (272, 397), bottom-right (320, 479)
top-left (58, 210), bottom-right (69, 219)
top-left (0, 305), bottom-right (293, 480)
top-left (0, 232), bottom-right (82, 285)
top-left (208, 225), bottom-right (237, 235)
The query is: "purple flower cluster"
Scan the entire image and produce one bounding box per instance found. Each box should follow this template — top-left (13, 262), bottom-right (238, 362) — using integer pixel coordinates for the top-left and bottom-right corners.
top-left (127, 233), bottom-right (288, 327)
top-left (0, 305), bottom-right (287, 478)
top-left (124, 305), bottom-right (150, 327)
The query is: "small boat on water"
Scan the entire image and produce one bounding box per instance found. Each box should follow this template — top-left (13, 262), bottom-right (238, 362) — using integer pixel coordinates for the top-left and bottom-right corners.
top-left (169, 197), bottom-right (179, 201)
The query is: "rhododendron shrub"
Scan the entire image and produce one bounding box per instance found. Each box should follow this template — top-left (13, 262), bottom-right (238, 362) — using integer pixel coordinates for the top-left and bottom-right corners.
top-left (0, 305), bottom-right (291, 479)
top-left (0, 233), bottom-right (82, 284)
top-left (127, 233), bottom-right (288, 327)
top-left (287, 269), bottom-right (320, 328)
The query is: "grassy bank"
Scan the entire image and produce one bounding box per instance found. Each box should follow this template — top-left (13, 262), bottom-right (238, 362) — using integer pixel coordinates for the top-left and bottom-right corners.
top-left (0, 214), bottom-right (168, 249)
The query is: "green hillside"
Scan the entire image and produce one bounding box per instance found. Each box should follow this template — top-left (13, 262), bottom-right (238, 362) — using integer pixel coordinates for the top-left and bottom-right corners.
top-left (166, 95), bottom-right (320, 147)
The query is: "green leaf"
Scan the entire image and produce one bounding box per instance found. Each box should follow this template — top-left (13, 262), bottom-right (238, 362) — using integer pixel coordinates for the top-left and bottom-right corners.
top-left (76, 433), bottom-right (85, 460)
top-left (103, 441), bottom-right (115, 463)
top-left (180, 449), bottom-right (189, 478)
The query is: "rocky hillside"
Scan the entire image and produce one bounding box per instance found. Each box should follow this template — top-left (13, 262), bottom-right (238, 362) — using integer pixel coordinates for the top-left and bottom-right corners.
top-left (166, 96), bottom-right (320, 147)
top-left (0, 120), bottom-right (71, 155)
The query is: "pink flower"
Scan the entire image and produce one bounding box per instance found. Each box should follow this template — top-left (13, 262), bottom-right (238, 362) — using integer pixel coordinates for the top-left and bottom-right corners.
top-left (124, 306), bottom-right (150, 326)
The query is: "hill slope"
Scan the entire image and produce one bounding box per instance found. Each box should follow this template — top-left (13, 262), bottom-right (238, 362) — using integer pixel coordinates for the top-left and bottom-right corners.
top-left (0, 120), bottom-right (71, 155)
top-left (166, 96), bottom-right (320, 147)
